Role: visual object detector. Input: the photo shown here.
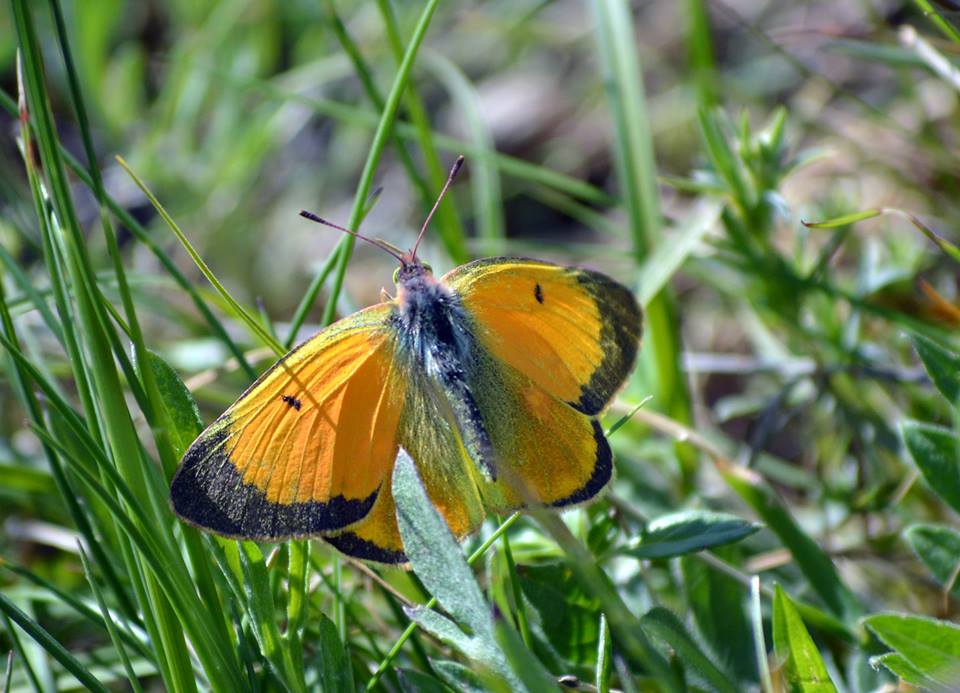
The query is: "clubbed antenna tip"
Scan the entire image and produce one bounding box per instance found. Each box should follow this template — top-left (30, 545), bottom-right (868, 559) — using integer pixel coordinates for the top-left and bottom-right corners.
top-left (412, 155), bottom-right (466, 259)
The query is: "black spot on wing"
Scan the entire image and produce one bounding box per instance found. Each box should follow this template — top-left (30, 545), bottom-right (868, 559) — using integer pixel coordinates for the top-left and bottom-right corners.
top-left (324, 531), bottom-right (407, 564)
top-left (550, 420), bottom-right (612, 507)
top-left (534, 283), bottom-right (544, 304)
top-left (281, 394), bottom-right (302, 411)
top-left (170, 424), bottom-right (378, 540)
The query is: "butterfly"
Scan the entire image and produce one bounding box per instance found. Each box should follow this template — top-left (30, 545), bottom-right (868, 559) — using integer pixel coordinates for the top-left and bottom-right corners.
top-left (170, 157), bottom-right (642, 564)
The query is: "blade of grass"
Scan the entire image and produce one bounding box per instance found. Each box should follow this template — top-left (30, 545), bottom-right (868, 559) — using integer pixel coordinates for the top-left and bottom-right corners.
top-left (0, 594), bottom-right (111, 693)
top-left (2, 651), bottom-right (11, 693)
top-left (13, 5), bottom-right (242, 687)
top-left (172, 72), bottom-right (614, 208)
top-left (496, 516), bottom-right (533, 649)
top-left (0, 244), bottom-right (63, 344)
top-left (683, 0), bottom-right (717, 107)
top-left (591, 0), bottom-right (695, 485)
top-left (78, 544), bottom-right (146, 693)
top-left (30, 421), bottom-right (243, 690)
top-left (751, 576), bottom-right (775, 693)
top-left (320, 0), bottom-right (446, 327)
top-left (320, 0), bottom-right (448, 252)
top-left (284, 248), bottom-right (339, 349)
top-left (911, 0), bottom-right (960, 44)
top-left (376, 0), bottom-right (470, 263)
top-left (1, 561), bottom-right (150, 660)
top-left (1, 583), bottom-right (48, 692)
top-left (0, 227), bottom-right (138, 625)
top-left (116, 155), bottom-right (285, 358)
top-left (531, 509), bottom-right (684, 692)
top-left (48, 0), bottom-right (172, 458)
top-left (424, 52), bottom-right (506, 256)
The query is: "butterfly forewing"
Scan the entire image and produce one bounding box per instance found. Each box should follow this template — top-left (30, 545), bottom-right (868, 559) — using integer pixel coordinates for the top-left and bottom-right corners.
top-left (170, 303), bottom-right (404, 540)
top-left (443, 257), bottom-right (642, 415)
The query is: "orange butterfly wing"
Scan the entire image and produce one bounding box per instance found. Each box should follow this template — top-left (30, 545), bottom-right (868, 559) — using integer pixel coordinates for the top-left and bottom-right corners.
top-left (326, 369), bottom-right (486, 563)
top-left (443, 257), bottom-right (641, 415)
top-left (443, 257), bottom-right (642, 510)
top-left (171, 303), bottom-right (405, 541)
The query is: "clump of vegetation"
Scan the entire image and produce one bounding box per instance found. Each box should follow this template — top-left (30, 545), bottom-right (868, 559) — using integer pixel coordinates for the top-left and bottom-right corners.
top-left (2, 1), bottom-right (960, 691)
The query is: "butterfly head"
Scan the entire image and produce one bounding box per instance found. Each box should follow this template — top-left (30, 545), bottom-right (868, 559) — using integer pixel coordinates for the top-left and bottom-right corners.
top-left (393, 255), bottom-right (438, 305)
top-left (393, 256), bottom-right (433, 285)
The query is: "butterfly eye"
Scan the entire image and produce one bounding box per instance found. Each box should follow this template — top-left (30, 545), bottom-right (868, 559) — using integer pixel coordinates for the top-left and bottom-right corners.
top-left (421, 262), bottom-right (433, 274)
top-left (392, 266), bottom-right (401, 284)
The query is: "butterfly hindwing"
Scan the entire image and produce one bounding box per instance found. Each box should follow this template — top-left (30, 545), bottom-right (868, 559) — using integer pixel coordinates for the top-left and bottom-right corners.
top-left (443, 257), bottom-right (642, 415)
top-left (326, 370), bottom-right (486, 564)
top-left (171, 303), bottom-right (405, 541)
top-left (463, 332), bottom-right (613, 511)
top-left (443, 257), bottom-right (640, 509)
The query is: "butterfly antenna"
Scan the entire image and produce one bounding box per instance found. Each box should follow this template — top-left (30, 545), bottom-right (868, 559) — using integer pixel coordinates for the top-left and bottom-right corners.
top-left (412, 155), bottom-right (465, 260)
top-left (299, 210), bottom-right (404, 262)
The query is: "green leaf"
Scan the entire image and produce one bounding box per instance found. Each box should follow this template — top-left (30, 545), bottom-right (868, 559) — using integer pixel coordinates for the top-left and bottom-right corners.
top-left (238, 541), bottom-right (303, 691)
top-left (393, 451), bottom-right (492, 640)
top-left (624, 510), bottom-right (760, 559)
top-left (640, 607), bottom-right (738, 693)
top-left (865, 613), bottom-right (960, 692)
top-left (397, 668), bottom-right (454, 693)
top-left (902, 421), bottom-right (960, 514)
top-left (912, 333), bottom-right (960, 405)
top-left (392, 449), bottom-right (517, 688)
top-left (905, 523), bottom-right (960, 595)
top-left (313, 615), bottom-right (354, 693)
top-left (517, 563), bottom-right (600, 664)
top-left (772, 585), bottom-right (838, 692)
top-left (682, 553), bottom-right (756, 682)
top-left (870, 653), bottom-right (944, 690)
top-left (142, 350), bottom-right (203, 461)
top-left (721, 464), bottom-right (861, 623)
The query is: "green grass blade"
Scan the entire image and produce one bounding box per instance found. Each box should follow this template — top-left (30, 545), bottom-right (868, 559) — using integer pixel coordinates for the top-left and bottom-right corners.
top-left (772, 585), bottom-right (838, 692)
top-left (751, 577), bottom-right (775, 693)
top-left (376, 0), bottom-right (469, 263)
top-left (116, 156), bottom-right (284, 358)
top-left (0, 258), bottom-right (138, 625)
top-left (425, 52), bottom-right (505, 256)
top-left (720, 463), bottom-right (862, 622)
top-left (78, 545), bottom-right (146, 693)
top-left (683, 0), bottom-right (717, 107)
top-left (284, 229), bottom-right (341, 349)
top-left (910, 0), bottom-right (960, 44)
top-left (1, 561), bottom-right (150, 660)
top-left (0, 593), bottom-right (111, 693)
top-left (321, 0), bottom-right (446, 327)
top-left (321, 0), bottom-right (444, 249)
top-left (591, 0), bottom-right (694, 482)
top-left (641, 607), bottom-right (739, 693)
